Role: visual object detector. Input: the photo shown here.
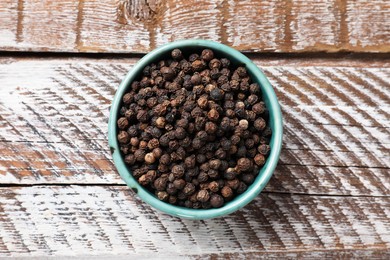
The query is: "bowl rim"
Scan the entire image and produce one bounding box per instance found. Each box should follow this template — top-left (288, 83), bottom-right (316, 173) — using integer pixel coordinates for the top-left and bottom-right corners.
top-left (108, 39), bottom-right (283, 220)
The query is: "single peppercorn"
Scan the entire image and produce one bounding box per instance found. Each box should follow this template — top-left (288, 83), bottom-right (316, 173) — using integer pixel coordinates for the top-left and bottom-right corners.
top-left (117, 117), bottom-right (129, 130)
top-left (184, 155), bottom-right (196, 169)
top-left (210, 194), bottom-right (224, 208)
top-left (183, 183), bottom-right (196, 196)
top-left (227, 179), bottom-right (240, 190)
top-left (258, 144), bottom-right (270, 155)
top-left (118, 131), bottom-right (129, 144)
top-left (254, 118), bottom-right (266, 131)
top-left (224, 168), bottom-right (237, 180)
top-left (173, 179), bottom-right (186, 190)
top-left (160, 154), bottom-right (171, 165)
top-left (207, 108), bottom-right (220, 121)
top-left (189, 53), bottom-right (199, 62)
top-left (171, 49), bottom-right (183, 60)
top-left (201, 49), bottom-right (214, 61)
top-left (144, 153), bottom-right (156, 164)
top-left (157, 191), bottom-right (169, 201)
top-left (236, 182), bottom-right (248, 194)
top-left (123, 93), bottom-right (134, 105)
top-left (210, 88), bottom-right (224, 101)
top-left (192, 60), bottom-right (206, 71)
top-left (154, 176), bottom-right (168, 191)
top-left (190, 73), bottom-right (202, 85)
top-left (138, 170), bottom-right (156, 186)
top-left (166, 183), bottom-right (178, 195)
top-left (160, 66), bottom-right (176, 81)
top-left (172, 164), bottom-right (185, 178)
top-left (209, 59), bottom-right (221, 69)
top-left (209, 159), bottom-right (221, 170)
top-left (175, 127), bottom-right (187, 140)
top-left (169, 195), bottom-right (177, 204)
top-left (221, 186), bottom-right (233, 199)
top-left (241, 173), bottom-right (255, 185)
top-left (254, 154), bottom-right (266, 166)
top-left (237, 158), bottom-right (253, 172)
top-left (124, 154), bottom-right (136, 165)
top-left (196, 190), bottom-right (210, 202)
top-left (210, 68), bottom-right (221, 80)
top-left (252, 102), bottom-right (265, 114)
top-left (197, 172), bottom-right (209, 183)
top-left (137, 110), bottom-right (149, 123)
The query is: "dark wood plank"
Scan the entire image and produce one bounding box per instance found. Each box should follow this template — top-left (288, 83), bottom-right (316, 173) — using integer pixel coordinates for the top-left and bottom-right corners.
top-left (0, 58), bottom-right (389, 196)
top-left (0, 186), bottom-right (388, 257)
top-left (0, 0), bottom-right (389, 53)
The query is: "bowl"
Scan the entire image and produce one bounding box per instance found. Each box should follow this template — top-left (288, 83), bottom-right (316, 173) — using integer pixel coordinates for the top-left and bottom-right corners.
top-left (108, 39), bottom-right (283, 220)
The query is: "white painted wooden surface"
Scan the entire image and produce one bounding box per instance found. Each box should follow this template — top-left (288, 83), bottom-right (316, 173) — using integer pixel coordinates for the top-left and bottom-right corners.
top-left (0, 58), bottom-right (389, 195)
top-left (0, 0), bottom-right (389, 53)
top-left (0, 186), bottom-right (389, 257)
top-left (0, 0), bottom-right (389, 257)
top-left (0, 57), bottom-right (389, 257)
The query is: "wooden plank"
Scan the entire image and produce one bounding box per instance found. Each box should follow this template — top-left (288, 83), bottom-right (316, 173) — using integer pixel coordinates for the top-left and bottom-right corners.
top-left (0, 58), bottom-right (389, 196)
top-left (0, 0), bottom-right (389, 53)
top-left (0, 186), bottom-right (388, 257)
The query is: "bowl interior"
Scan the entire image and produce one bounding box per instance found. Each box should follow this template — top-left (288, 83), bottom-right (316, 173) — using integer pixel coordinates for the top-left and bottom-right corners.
top-left (108, 39), bottom-right (283, 220)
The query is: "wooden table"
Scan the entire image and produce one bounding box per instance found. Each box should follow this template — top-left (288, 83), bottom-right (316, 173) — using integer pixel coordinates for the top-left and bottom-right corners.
top-left (0, 0), bottom-right (389, 258)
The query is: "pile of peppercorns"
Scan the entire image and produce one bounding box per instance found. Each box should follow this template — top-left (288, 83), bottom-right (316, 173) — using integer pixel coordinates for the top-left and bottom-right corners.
top-left (117, 48), bottom-right (271, 209)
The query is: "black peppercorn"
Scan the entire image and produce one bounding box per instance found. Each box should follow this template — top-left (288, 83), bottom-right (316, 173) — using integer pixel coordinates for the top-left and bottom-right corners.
top-left (137, 110), bottom-right (149, 122)
top-left (252, 102), bottom-right (265, 114)
top-left (227, 179), bottom-right (240, 190)
top-left (237, 158), bottom-right (253, 172)
top-left (209, 59), bottom-right (221, 69)
top-left (220, 58), bottom-right (230, 68)
top-left (124, 154), bottom-right (136, 165)
top-left (189, 53), bottom-right (199, 62)
top-left (221, 186), bottom-right (233, 198)
top-left (209, 159), bottom-right (221, 170)
top-left (183, 183), bottom-right (196, 196)
top-left (154, 175), bottom-right (168, 191)
top-left (224, 168), bottom-right (237, 180)
top-left (118, 131), bottom-right (129, 144)
top-left (236, 181), bottom-right (247, 194)
top-left (197, 172), bottom-right (209, 183)
top-left (254, 154), bottom-right (265, 166)
top-left (210, 88), bottom-right (224, 101)
top-left (192, 138), bottom-right (203, 150)
top-left (196, 190), bottom-right (210, 202)
top-left (157, 191), bottom-right (169, 201)
top-left (117, 117), bottom-right (129, 130)
top-left (192, 60), bottom-right (206, 72)
top-left (201, 49), bottom-right (214, 61)
top-left (258, 144), bottom-right (270, 155)
top-left (171, 48), bottom-right (183, 60)
top-left (207, 108), bottom-right (219, 121)
top-left (172, 164), bottom-right (185, 178)
top-left (175, 127), bottom-right (187, 140)
top-left (210, 194), bottom-right (224, 208)
top-left (173, 179), bottom-right (186, 190)
top-left (241, 173), bottom-right (255, 185)
top-left (160, 66), bottom-right (176, 81)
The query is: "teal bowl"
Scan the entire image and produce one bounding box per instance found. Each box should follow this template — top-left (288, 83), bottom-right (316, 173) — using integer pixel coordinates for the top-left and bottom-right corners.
top-left (108, 39), bottom-right (283, 220)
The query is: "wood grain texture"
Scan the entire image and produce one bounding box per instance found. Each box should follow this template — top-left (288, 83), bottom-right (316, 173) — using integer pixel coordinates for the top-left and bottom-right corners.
top-left (0, 58), bottom-right (389, 197)
top-left (0, 0), bottom-right (389, 53)
top-left (0, 185), bottom-right (388, 257)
